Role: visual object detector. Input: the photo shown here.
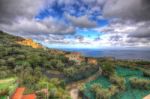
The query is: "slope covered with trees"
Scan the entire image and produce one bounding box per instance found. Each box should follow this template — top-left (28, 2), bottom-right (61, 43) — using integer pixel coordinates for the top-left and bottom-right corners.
top-left (0, 31), bottom-right (99, 98)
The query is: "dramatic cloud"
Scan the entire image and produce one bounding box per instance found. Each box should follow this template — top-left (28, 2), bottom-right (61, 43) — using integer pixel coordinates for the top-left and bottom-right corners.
top-left (0, 0), bottom-right (75, 35)
top-left (65, 14), bottom-right (97, 28)
top-left (0, 17), bottom-right (75, 35)
top-left (0, 0), bottom-right (43, 24)
top-left (128, 21), bottom-right (150, 38)
top-left (103, 0), bottom-right (150, 21)
top-left (94, 19), bottom-right (150, 47)
top-left (0, 0), bottom-right (150, 48)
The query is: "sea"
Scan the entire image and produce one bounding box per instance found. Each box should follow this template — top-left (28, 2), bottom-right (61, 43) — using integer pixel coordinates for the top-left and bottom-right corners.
top-left (58, 48), bottom-right (150, 61)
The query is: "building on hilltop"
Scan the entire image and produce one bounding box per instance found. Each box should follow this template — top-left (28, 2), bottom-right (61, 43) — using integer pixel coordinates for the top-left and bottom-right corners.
top-left (65, 52), bottom-right (84, 65)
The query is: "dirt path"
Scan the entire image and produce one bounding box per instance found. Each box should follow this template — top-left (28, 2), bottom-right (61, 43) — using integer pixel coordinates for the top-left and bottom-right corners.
top-left (70, 88), bottom-right (79, 99)
top-left (67, 70), bottom-right (102, 99)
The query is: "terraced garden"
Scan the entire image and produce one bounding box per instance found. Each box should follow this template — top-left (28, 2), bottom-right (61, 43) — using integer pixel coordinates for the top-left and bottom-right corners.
top-left (83, 66), bottom-right (150, 99)
top-left (83, 76), bottom-right (111, 99)
top-left (112, 66), bottom-right (150, 99)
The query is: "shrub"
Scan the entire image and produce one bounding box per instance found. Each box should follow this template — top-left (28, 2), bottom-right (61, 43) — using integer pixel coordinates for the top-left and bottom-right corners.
top-left (0, 59), bottom-right (6, 66)
top-left (0, 88), bottom-right (9, 96)
top-left (129, 77), bottom-right (150, 90)
top-left (143, 70), bottom-right (150, 77)
top-left (16, 55), bottom-right (25, 60)
top-left (109, 74), bottom-right (125, 90)
top-left (91, 84), bottom-right (119, 99)
top-left (101, 62), bottom-right (114, 76)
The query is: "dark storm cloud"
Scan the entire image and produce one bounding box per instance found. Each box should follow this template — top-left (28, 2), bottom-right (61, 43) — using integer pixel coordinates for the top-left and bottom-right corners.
top-left (0, 0), bottom-right (75, 35)
top-left (0, 0), bottom-right (150, 47)
top-left (103, 0), bottom-right (150, 21)
top-left (129, 29), bottom-right (150, 38)
top-left (126, 37), bottom-right (150, 45)
top-left (128, 21), bottom-right (150, 38)
top-left (0, 18), bottom-right (75, 35)
top-left (0, 0), bottom-right (43, 24)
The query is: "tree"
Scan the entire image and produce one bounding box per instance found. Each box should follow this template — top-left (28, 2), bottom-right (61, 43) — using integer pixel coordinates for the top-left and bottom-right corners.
top-left (101, 62), bottom-right (114, 76)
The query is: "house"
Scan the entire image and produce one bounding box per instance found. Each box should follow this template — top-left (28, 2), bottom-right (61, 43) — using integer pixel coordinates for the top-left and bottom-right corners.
top-left (87, 58), bottom-right (97, 65)
top-left (11, 87), bottom-right (36, 99)
top-left (65, 52), bottom-right (84, 65)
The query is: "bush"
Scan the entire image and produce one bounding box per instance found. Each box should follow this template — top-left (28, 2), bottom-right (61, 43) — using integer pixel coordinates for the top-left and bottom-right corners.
top-left (7, 57), bottom-right (16, 66)
top-left (109, 74), bottom-right (125, 90)
top-left (101, 62), bottom-right (114, 76)
top-left (0, 88), bottom-right (9, 96)
top-left (16, 55), bottom-right (25, 60)
top-left (0, 59), bottom-right (6, 65)
top-left (129, 77), bottom-right (150, 90)
top-left (143, 70), bottom-right (150, 77)
top-left (91, 84), bottom-right (119, 99)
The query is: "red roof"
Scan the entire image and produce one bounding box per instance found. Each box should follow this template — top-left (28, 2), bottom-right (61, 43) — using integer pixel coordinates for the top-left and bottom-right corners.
top-left (12, 87), bottom-right (25, 99)
top-left (11, 87), bottom-right (36, 99)
top-left (22, 94), bottom-right (36, 99)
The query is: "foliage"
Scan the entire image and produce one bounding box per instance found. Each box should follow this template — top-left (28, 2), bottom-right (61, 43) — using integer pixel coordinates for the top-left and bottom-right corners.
top-left (109, 74), bottom-right (126, 90)
top-left (101, 62), bottom-right (115, 76)
top-left (143, 70), bottom-right (150, 77)
top-left (91, 84), bottom-right (119, 99)
top-left (129, 77), bottom-right (150, 90)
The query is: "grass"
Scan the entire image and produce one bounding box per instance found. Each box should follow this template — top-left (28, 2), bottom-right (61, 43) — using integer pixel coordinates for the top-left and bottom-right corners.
top-left (0, 96), bottom-right (7, 99)
top-left (0, 77), bottom-right (17, 97)
top-left (0, 77), bottom-right (17, 89)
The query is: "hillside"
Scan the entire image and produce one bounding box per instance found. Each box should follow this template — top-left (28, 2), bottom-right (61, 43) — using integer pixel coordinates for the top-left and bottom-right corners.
top-left (0, 31), bottom-right (150, 99)
top-left (0, 31), bottom-right (100, 98)
top-left (0, 31), bottom-right (72, 98)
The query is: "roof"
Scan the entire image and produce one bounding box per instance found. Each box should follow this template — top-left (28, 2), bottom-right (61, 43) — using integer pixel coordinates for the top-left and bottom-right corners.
top-left (11, 87), bottom-right (37, 99)
top-left (11, 87), bottom-right (25, 99)
top-left (22, 94), bottom-right (36, 99)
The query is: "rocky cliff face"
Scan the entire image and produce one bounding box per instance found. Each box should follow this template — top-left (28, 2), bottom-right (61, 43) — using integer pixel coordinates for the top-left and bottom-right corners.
top-left (17, 39), bottom-right (42, 48)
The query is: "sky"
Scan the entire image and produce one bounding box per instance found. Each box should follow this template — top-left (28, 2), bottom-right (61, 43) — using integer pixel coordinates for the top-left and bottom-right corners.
top-left (0, 0), bottom-right (150, 49)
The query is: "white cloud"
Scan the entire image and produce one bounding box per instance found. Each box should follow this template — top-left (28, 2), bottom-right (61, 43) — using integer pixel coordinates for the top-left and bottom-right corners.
top-left (0, 17), bottom-right (75, 35)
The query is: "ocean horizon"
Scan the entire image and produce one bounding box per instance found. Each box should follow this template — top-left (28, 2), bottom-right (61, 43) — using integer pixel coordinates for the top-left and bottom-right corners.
top-left (57, 48), bottom-right (150, 61)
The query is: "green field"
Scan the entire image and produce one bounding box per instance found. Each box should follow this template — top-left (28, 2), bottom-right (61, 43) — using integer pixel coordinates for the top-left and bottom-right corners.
top-left (83, 66), bottom-right (150, 99)
top-left (0, 77), bottom-right (17, 98)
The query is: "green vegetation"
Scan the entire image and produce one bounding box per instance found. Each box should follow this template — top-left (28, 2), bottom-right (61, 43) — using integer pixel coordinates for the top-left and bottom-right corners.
top-left (0, 78), bottom-right (17, 97)
top-left (129, 77), bottom-right (150, 90)
top-left (0, 31), bottom-right (99, 98)
top-left (91, 84), bottom-right (119, 99)
top-left (0, 31), bottom-right (150, 99)
top-left (109, 74), bottom-right (125, 90)
top-left (64, 64), bottom-right (99, 82)
top-left (82, 62), bottom-right (150, 99)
